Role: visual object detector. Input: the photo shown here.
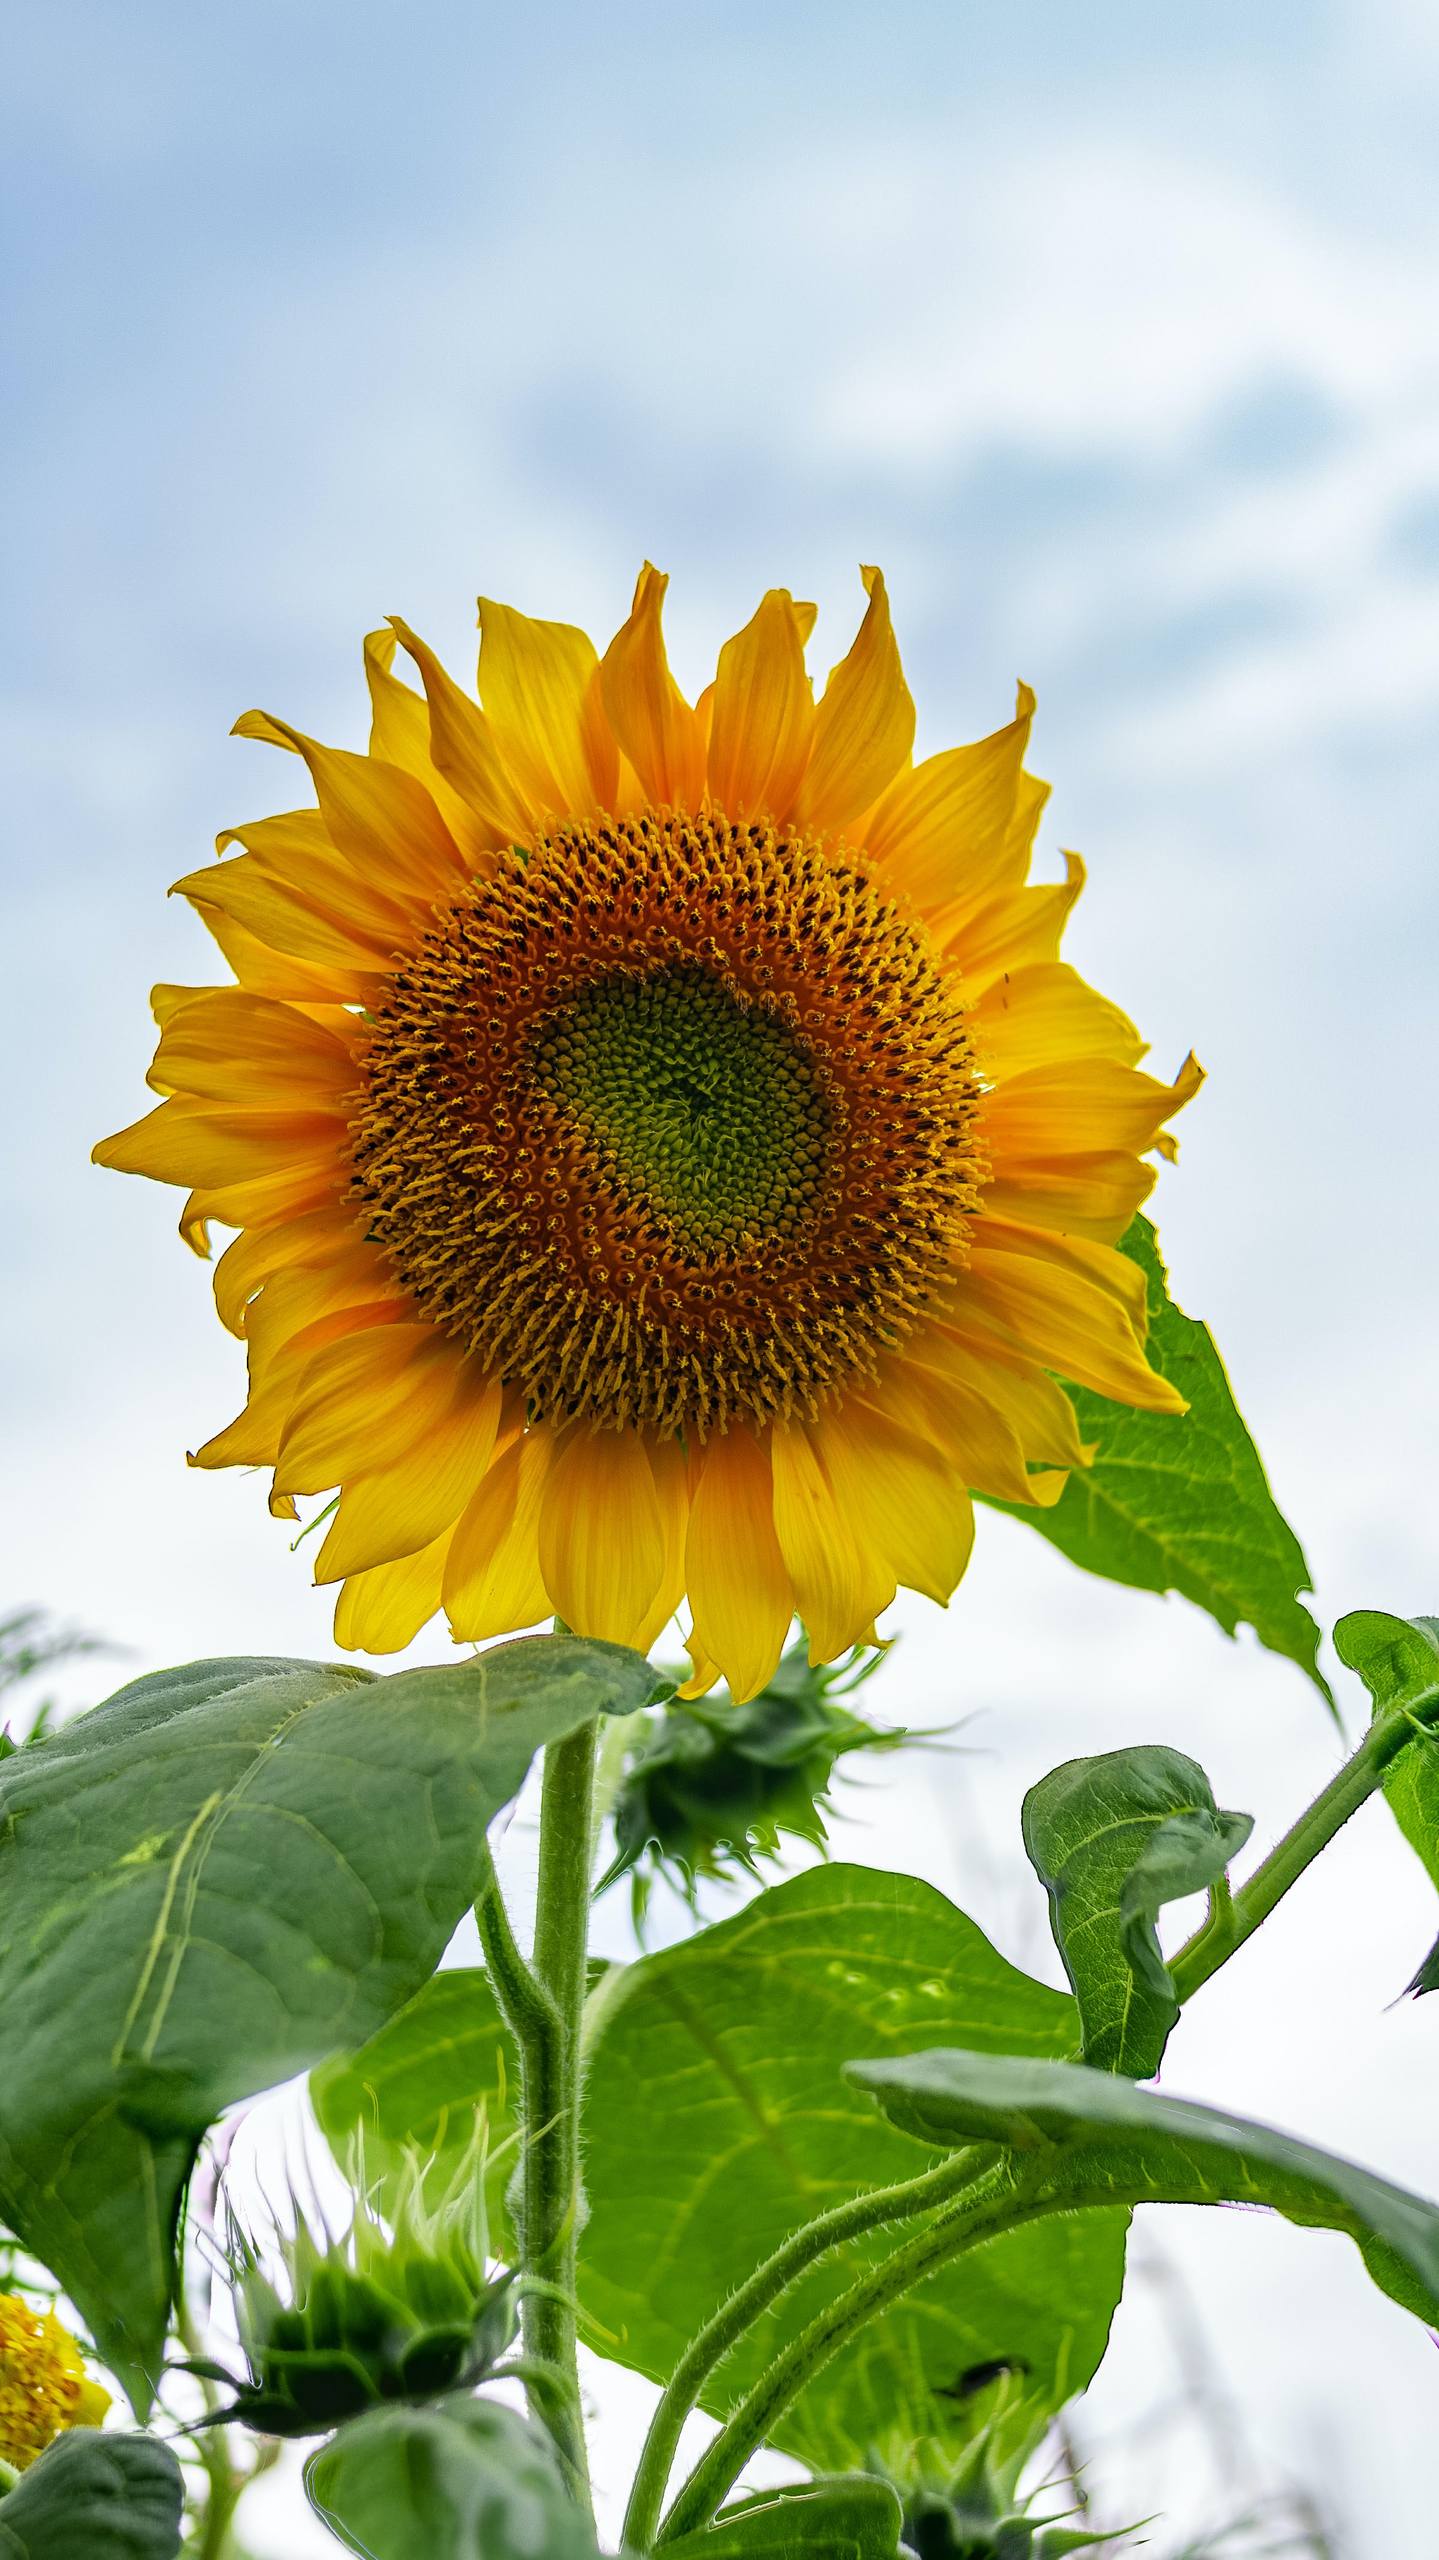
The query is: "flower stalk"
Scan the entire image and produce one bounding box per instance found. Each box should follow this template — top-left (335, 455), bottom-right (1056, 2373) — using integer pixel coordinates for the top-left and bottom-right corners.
top-left (477, 1715), bottom-right (601, 2513)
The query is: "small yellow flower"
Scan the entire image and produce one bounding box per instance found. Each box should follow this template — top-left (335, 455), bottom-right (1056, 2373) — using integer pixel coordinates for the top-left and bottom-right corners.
top-left (96, 569), bottom-right (1199, 1696)
top-left (0, 2294), bottom-right (110, 2471)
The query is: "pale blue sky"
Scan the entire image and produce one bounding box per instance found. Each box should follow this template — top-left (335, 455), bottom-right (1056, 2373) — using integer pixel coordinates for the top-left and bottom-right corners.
top-left (5, 5), bottom-right (1439, 2550)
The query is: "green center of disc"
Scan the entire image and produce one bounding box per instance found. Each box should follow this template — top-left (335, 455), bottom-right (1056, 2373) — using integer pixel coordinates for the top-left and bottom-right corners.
top-left (529, 965), bottom-right (832, 1255)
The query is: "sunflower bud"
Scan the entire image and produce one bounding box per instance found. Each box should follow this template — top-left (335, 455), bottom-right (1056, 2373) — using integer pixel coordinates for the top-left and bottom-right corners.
top-left (0, 2294), bottom-right (110, 2474)
top-left (899, 2432), bottom-right (1130, 2560)
top-left (602, 1640), bottom-right (906, 1921)
top-left (219, 2151), bottom-right (515, 2438)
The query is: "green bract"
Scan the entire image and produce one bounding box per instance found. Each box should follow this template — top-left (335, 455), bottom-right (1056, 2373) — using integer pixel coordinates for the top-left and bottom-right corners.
top-left (601, 1643), bottom-right (906, 1917)
top-left (219, 2158), bottom-right (515, 2437)
top-left (898, 2431), bottom-right (1129, 2560)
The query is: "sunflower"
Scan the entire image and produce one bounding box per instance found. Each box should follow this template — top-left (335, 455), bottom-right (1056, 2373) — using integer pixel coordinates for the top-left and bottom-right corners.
top-left (96, 569), bottom-right (1199, 1699)
top-left (0, 2294), bottom-right (110, 2470)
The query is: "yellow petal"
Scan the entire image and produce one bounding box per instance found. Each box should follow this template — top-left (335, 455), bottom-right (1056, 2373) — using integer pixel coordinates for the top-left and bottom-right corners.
top-left (924, 1328), bottom-right (1094, 1471)
top-left (770, 1422), bottom-right (893, 1663)
top-left (180, 804), bottom-right (421, 972)
top-left (939, 855), bottom-right (1084, 991)
top-left (973, 962), bottom-right (1145, 1080)
top-left (443, 1427), bottom-right (553, 1640)
top-left (793, 566), bottom-right (915, 836)
top-left (147, 991), bottom-right (357, 1108)
top-left (629, 1435), bottom-right (692, 1654)
top-left (185, 898), bottom-right (362, 1005)
top-left (537, 1426), bottom-right (664, 1644)
top-left (477, 598), bottom-right (614, 821)
top-left (685, 1426), bottom-right (793, 1703)
top-left (864, 685), bottom-right (1037, 917)
top-left (814, 1396), bottom-right (976, 1603)
top-left (389, 616), bottom-right (530, 844)
top-left (232, 712), bottom-right (464, 896)
top-left (980, 1152), bottom-right (1156, 1244)
top-left (274, 1326), bottom-right (463, 1495)
top-left (599, 564), bottom-right (706, 811)
top-left (868, 1355), bottom-right (1049, 1509)
top-left (706, 589), bottom-right (816, 822)
top-left (982, 1052), bottom-right (1204, 1162)
top-left (193, 1297), bottom-right (411, 1472)
top-left (959, 1243), bottom-right (1184, 1413)
top-left (363, 627), bottom-right (498, 865)
top-left (170, 1155), bottom-right (347, 1239)
top-left (213, 1208), bottom-right (362, 1336)
top-left (333, 1531), bottom-right (452, 1654)
top-left (973, 1217), bottom-right (1151, 1330)
top-left (314, 1372), bottom-right (503, 1579)
top-left (93, 1099), bottom-right (344, 1192)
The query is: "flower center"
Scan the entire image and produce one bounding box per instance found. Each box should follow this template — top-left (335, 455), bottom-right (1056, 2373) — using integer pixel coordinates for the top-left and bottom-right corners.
top-left (528, 965), bottom-right (832, 1262)
top-left (351, 809), bottom-right (987, 1434)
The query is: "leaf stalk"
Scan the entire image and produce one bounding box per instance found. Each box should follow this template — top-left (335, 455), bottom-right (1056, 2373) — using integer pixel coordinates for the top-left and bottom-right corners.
top-left (1170, 1693), bottom-right (1438, 2004)
top-left (620, 2145), bottom-right (985, 2550)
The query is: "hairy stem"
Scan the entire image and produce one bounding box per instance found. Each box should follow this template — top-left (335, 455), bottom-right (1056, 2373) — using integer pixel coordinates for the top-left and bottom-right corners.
top-left (1170, 1696), bottom-right (1434, 2005)
top-left (527, 1718), bottom-right (601, 2504)
top-left (657, 2160), bottom-right (1024, 2543)
top-left (474, 1860), bottom-right (560, 2048)
top-left (622, 2146), bottom-right (984, 2551)
top-left (472, 1728), bottom-right (598, 2507)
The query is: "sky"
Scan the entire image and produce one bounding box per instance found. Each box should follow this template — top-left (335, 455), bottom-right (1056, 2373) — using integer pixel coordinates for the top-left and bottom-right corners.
top-left (5, 1), bottom-right (1439, 2549)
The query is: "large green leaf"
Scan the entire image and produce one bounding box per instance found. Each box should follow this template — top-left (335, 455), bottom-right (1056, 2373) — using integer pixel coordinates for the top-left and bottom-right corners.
top-left (663, 2476), bottom-right (904, 2557)
top-left (0, 1636), bottom-right (658, 2406)
top-left (0, 2432), bottom-right (183, 2559)
top-left (991, 1219), bottom-right (1328, 1698)
top-left (1336, 1609), bottom-right (1439, 1993)
top-left (580, 1865), bottom-right (1127, 2481)
top-left (1021, 1746), bottom-right (1252, 2076)
top-left (304, 2395), bottom-right (601, 2559)
top-left (311, 1966), bottom-right (520, 2237)
top-left (847, 2049), bottom-right (1439, 2327)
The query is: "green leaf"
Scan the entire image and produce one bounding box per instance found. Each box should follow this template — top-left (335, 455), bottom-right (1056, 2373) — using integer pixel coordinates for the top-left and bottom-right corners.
top-left (580, 1864), bottom-right (1127, 2481)
top-left (304, 2394), bottom-right (601, 2559)
top-left (312, 1966), bottom-right (520, 2238)
top-left (663, 2476), bottom-right (904, 2557)
top-left (1335, 1609), bottom-right (1439, 1995)
top-left (0, 2431), bottom-right (183, 2559)
top-left (0, 1635), bottom-right (658, 2407)
top-left (1021, 1746), bottom-right (1252, 2076)
top-left (846, 2048), bottom-right (1439, 2328)
top-left (990, 1219), bottom-right (1328, 1699)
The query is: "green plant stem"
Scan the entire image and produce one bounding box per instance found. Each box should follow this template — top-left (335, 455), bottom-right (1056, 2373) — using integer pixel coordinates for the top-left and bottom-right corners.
top-left (474, 1860), bottom-right (560, 2047)
top-left (175, 2299), bottom-right (242, 2560)
top-left (621, 2146), bottom-right (984, 2551)
top-left (517, 1716), bottom-right (601, 2508)
top-left (657, 2160), bottom-right (1025, 2544)
top-left (1170, 1698), bottom-right (1432, 2005)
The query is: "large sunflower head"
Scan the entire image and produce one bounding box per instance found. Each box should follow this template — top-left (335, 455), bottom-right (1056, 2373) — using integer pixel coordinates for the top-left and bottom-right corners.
top-left (96, 568), bottom-right (1199, 1699)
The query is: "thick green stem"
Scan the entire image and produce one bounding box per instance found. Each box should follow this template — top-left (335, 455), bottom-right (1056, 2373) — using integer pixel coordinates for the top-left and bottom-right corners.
top-left (472, 1723), bottom-right (599, 2507)
top-left (1170, 1700), bottom-right (1431, 2005)
top-left (528, 1719), bottom-right (601, 2503)
top-left (657, 2161), bottom-right (1023, 2544)
top-left (622, 2146), bottom-right (984, 2551)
